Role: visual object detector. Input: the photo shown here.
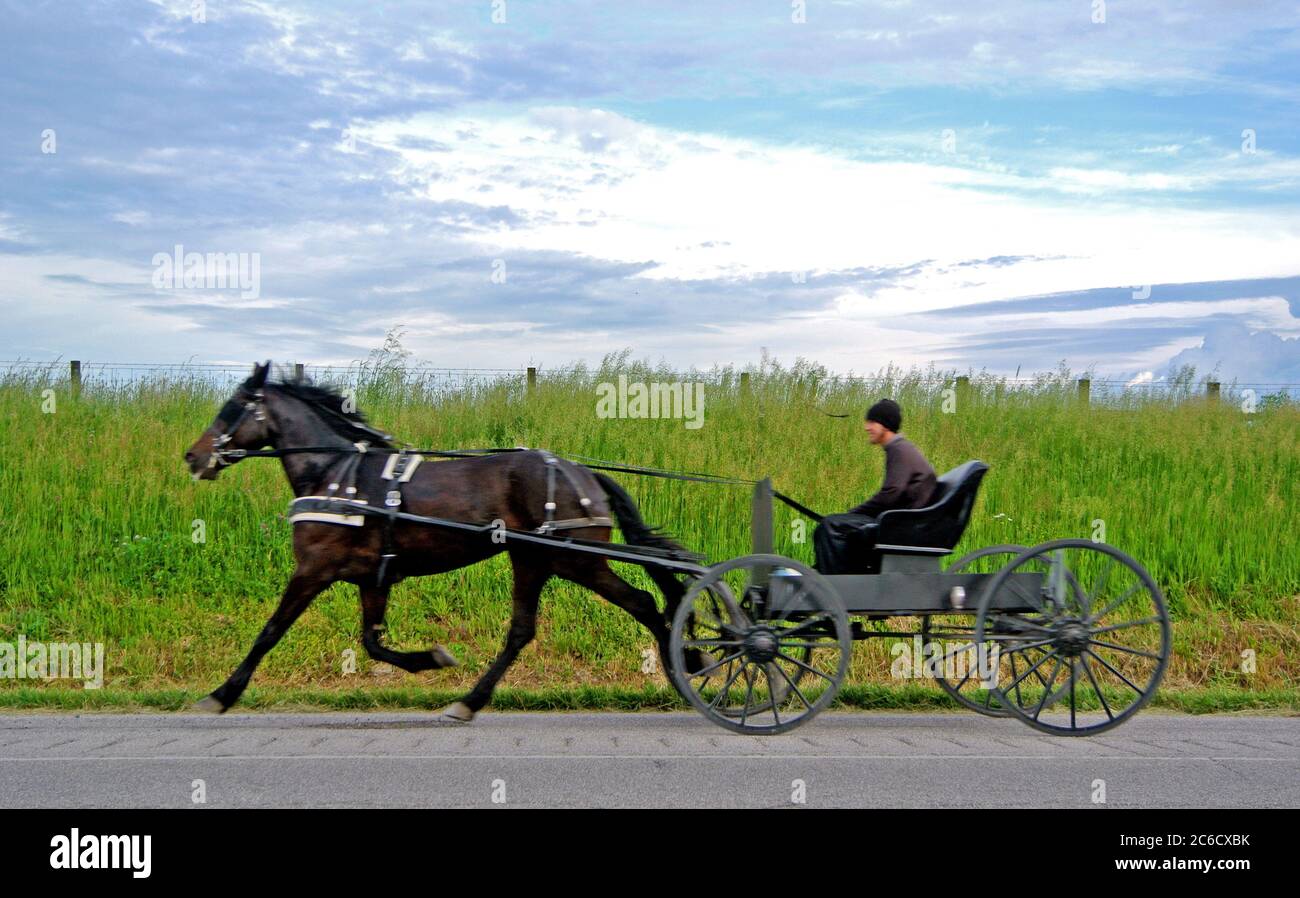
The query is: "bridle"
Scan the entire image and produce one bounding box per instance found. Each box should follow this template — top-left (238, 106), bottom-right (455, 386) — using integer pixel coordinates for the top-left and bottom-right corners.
top-left (207, 390), bottom-right (267, 470)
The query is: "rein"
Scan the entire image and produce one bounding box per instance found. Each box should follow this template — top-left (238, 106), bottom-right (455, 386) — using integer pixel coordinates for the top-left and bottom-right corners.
top-left (210, 394), bottom-right (825, 521)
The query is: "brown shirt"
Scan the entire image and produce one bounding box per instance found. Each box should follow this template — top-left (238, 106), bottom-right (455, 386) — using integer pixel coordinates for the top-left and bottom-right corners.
top-left (848, 435), bottom-right (937, 517)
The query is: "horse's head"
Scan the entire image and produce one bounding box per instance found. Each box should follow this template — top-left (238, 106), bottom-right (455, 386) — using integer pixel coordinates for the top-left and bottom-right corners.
top-left (185, 361), bottom-right (275, 480)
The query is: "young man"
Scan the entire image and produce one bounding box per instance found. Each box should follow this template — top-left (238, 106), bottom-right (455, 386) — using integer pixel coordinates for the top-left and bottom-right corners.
top-left (812, 398), bottom-right (938, 574)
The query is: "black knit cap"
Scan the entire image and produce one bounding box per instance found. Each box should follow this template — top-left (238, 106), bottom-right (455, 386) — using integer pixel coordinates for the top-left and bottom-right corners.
top-left (865, 398), bottom-right (902, 433)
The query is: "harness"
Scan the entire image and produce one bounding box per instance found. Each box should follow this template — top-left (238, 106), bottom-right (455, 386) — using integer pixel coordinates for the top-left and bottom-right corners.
top-left (265, 438), bottom-right (614, 587)
top-left (536, 450), bottom-right (613, 533)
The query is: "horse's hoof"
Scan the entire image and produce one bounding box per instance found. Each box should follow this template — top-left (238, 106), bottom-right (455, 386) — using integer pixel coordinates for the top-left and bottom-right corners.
top-left (431, 645), bottom-right (459, 668)
top-left (193, 695), bottom-right (226, 714)
top-left (439, 701), bottom-right (475, 723)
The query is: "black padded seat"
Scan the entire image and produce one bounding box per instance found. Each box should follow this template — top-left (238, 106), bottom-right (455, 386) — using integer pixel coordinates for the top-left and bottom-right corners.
top-left (836, 460), bottom-right (988, 574)
top-left (874, 460), bottom-right (989, 552)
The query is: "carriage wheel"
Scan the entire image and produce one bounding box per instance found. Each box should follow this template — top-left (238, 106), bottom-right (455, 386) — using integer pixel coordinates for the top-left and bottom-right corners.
top-left (975, 539), bottom-right (1170, 736)
top-left (923, 545), bottom-right (1032, 717)
top-left (668, 554), bottom-right (851, 735)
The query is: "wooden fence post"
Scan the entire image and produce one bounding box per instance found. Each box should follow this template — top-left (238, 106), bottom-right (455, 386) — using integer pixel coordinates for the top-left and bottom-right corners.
top-left (751, 477), bottom-right (773, 556)
top-left (955, 375), bottom-right (970, 408)
top-left (527, 366), bottom-right (536, 397)
top-left (1077, 378), bottom-right (1090, 404)
top-left (1207, 381), bottom-right (1220, 401)
top-left (739, 371), bottom-right (750, 400)
top-left (70, 360), bottom-right (81, 398)
top-left (294, 362), bottom-right (304, 382)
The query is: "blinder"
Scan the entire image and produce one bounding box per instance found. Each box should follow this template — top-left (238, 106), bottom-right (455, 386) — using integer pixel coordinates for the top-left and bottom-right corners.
top-left (209, 390), bottom-right (267, 468)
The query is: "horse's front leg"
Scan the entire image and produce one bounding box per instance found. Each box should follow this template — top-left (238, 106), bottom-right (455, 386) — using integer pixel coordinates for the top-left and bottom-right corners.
top-left (359, 583), bottom-right (459, 672)
top-left (194, 568), bottom-right (332, 712)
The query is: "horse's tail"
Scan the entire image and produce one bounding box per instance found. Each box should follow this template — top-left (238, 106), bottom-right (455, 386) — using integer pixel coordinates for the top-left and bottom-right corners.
top-left (590, 470), bottom-right (689, 607)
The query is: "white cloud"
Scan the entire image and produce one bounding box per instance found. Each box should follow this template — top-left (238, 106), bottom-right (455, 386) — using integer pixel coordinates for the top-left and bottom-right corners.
top-left (357, 106), bottom-right (1300, 319)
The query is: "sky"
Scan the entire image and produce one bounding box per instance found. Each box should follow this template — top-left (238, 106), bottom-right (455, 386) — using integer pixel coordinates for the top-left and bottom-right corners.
top-left (1, 0), bottom-right (1299, 384)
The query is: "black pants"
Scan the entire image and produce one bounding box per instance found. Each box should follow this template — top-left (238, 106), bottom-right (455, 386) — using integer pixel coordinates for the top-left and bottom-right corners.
top-left (812, 513), bottom-right (879, 574)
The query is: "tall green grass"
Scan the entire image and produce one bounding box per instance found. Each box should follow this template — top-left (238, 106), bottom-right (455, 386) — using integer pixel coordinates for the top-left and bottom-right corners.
top-left (1, 351), bottom-right (1297, 702)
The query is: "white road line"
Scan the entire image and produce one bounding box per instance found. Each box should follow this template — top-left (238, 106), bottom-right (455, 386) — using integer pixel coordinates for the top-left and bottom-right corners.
top-left (0, 754), bottom-right (1295, 762)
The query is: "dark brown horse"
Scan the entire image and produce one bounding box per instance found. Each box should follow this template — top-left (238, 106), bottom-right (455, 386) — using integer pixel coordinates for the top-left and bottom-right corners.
top-left (184, 362), bottom-right (706, 721)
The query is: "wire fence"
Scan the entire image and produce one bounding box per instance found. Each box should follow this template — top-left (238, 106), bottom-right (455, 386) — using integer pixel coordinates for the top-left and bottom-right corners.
top-left (1, 359), bottom-right (1297, 409)
top-left (0, 360), bottom-right (526, 393)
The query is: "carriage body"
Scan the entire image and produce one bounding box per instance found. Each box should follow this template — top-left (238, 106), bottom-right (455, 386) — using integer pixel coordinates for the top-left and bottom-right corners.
top-left (665, 460), bottom-right (1172, 737)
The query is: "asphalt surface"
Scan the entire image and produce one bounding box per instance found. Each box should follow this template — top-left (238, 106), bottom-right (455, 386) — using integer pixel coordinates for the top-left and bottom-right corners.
top-left (0, 711), bottom-right (1295, 808)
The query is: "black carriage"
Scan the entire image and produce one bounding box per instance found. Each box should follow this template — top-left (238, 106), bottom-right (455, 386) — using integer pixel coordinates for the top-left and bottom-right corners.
top-left (662, 461), bottom-right (1172, 737)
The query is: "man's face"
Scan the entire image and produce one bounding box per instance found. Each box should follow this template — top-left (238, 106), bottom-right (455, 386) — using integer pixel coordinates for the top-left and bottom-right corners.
top-left (864, 419), bottom-right (889, 445)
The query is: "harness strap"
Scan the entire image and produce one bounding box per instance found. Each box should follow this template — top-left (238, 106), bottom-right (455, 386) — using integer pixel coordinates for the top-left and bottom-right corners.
top-left (375, 449), bottom-right (420, 588)
top-left (535, 449), bottom-right (605, 533)
top-left (286, 497), bottom-right (700, 569)
top-left (536, 516), bottom-right (614, 532)
top-left (542, 452), bottom-right (557, 528)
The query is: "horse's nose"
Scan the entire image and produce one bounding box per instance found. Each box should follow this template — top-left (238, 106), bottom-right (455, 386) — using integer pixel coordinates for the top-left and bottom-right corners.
top-left (184, 450), bottom-right (197, 465)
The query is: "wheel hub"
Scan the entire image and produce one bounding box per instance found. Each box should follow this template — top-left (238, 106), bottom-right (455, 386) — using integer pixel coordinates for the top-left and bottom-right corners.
top-left (1053, 619), bottom-right (1091, 656)
top-left (744, 627), bottom-right (779, 664)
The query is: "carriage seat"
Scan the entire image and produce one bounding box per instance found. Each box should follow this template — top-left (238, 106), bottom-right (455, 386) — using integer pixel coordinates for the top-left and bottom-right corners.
top-left (857, 460), bottom-right (989, 573)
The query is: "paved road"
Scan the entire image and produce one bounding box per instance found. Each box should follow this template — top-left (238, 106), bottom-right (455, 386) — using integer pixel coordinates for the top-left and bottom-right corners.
top-left (0, 711), bottom-right (1295, 808)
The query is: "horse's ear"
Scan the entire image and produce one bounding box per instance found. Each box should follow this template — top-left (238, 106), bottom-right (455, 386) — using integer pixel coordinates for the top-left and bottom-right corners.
top-left (249, 361), bottom-right (270, 388)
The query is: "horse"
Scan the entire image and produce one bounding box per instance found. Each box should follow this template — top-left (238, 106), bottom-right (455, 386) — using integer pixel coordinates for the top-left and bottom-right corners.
top-left (183, 362), bottom-right (708, 721)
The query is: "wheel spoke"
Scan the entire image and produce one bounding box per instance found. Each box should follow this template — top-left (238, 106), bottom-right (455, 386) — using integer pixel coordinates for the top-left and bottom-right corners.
top-left (1031, 656), bottom-right (1063, 719)
top-left (1090, 616), bottom-right (1163, 635)
top-left (780, 611), bottom-right (835, 637)
top-left (1084, 647), bottom-right (1145, 696)
top-left (1080, 654), bottom-right (1115, 721)
top-left (776, 638), bottom-right (841, 649)
top-left (1085, 557), bottom-right (1115, 616)
top-left (988, 636), bottom-right (1055, 654)
top-left (683, 638), bottom-right (745, 649)
top-left (775, 650), bottom-right (838, 684)
top-left (1087, 581), bottom-right (1141, 624)
top-left (767, 667), bottom-right (783, 727)
top-left (1069, 660), bottom-right (1077, 728)
top-left (769, 661), bottom-right (814, 710)
top-left (1001, 646), bottom-right (1060, 695)
top-left (692, 610), bottom-right (731, 637)
top-left (691, 649), bottom-right (746, 680)
top-left (707, 659), bottom-right (747, 710)
top-left (1089, 638), bottom-right (1162, 660)
top-left (739, 666), bottom-right (757, 725)
top-left (1008, 652), bottom-right (1024, 707)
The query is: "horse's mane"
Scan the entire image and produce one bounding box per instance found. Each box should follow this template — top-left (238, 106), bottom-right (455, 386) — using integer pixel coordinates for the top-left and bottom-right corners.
top-left (253, 370), bottom-right (396, 448)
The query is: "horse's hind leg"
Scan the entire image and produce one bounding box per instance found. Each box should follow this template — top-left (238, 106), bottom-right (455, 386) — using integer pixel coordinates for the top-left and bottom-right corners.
top-left (441, 552), bottom-right (551, 723)
top-left (557, 557), bottom-right (712, 679)
top-left (195, 568), bottom-right (331, 713)
top-left (360, 584), bottom-right (459, 673)
top-left (550, 556), bottom-right (691, 677)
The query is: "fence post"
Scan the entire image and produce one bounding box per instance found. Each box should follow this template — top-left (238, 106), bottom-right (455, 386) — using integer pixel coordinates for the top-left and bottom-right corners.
top-left (1206, 381), bottom-right (1220, 401)
top-left (294, 362), bottom-right (304, 382)
top-left (955, 375), bottom-right (970, 409)
top-left (526, 366), bottom-right (536, 397)
top-left (1077, 378), bottom-right (1090, 405)
top-left (739, 371), bottom-right (750, 400)
top-left (751, 477), bottom-right (773, 555)
top-left (70, 360), bottom-right (81, 398)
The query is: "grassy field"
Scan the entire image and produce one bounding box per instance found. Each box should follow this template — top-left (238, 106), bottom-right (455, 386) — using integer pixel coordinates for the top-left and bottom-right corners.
top-left (1, 349), bottom-right (1297, 711)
